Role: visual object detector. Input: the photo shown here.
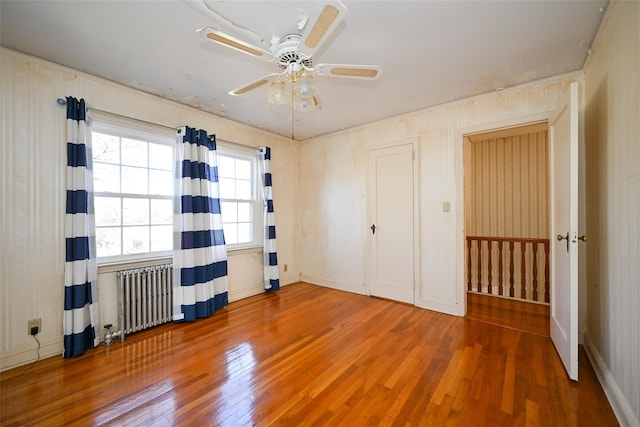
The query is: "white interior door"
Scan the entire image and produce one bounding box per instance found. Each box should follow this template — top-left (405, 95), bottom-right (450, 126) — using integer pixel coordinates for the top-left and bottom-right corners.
top-left (549, 81), bottom-right (579, 381)
top-left (368, 143), bottom-right (414, 304)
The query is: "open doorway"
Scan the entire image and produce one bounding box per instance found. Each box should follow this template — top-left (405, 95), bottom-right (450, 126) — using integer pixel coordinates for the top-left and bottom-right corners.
top-left (463, 122), bottom-right (551, 336)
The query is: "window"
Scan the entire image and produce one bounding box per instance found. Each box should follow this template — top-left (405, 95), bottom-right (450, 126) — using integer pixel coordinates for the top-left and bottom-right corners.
top-left (92, 120), bottom-right (174, 263)
top-left (91, 118), bottom-right (261, 264)
top-left (217, 145), bottom-right (262, 249)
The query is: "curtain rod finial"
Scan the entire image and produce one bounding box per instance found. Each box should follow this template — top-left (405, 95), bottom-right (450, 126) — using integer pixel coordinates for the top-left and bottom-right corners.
top-left (57, 98), bottom-right (67, 105)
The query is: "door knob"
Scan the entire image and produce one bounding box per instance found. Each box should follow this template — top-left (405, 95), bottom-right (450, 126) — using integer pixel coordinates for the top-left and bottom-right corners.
top-left (370, 224), bottom-right (376, 235)
top-left (557, 232), bottom-right (570, 252)
top-left (578, 235), bottom-right (587, 242)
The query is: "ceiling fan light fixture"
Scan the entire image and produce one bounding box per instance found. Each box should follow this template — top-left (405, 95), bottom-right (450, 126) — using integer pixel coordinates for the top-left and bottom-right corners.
top-left (293, 71), bottom-right (318, 98)
top-left (267, 80), bottom-right (291, 105)
top-left (293, 94), bottom-right (316, 112)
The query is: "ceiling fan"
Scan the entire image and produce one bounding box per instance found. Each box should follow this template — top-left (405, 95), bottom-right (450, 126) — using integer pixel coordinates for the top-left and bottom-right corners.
top-left (198, 1), bottom-right (382, 112)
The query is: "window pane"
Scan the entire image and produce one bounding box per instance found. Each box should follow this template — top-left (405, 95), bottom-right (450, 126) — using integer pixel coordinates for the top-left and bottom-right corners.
top-left (95, 197), bottom-right (121, 226)
top-left (235, 159), bottom-right (251, 180)
top-left (121, 138), bottom-right (148, 167)
top-left (218, 155), bottom-right (235, 178)
top-left (149, 170), bottom-right (172, 196)
top-left (92, 125), bottom-right (176, 260)
top-left (150, 225), bottom-right (172, 251)
top-left (221, 202), bottom-right (237, 223)
top-left (93, 132), bottom-right (120, 164)
top-left (94, 163), bottom-right (120, 193)
top-left (123, 198), bottom-right (149, 225)
top-left (150, 199), bottom-right (172, 224)
top-left (219, 177), bottom-right (235, 199)
top-left (123, 226), bottom-right (150, 254)
top-left (149, 143), bottom-right (172, 170)
top-left (236, 179), bottom-right (252, 200)
top-left (223, 223), bottom-right (237, 245)
top-left (237, 223), bottom-right (252, 243)
top-left (237, 202), bottom-right (252, 222)
top-left (96, 227), bottom-right (121, 257)
top-left (122, 166), bottom-right (148, 194)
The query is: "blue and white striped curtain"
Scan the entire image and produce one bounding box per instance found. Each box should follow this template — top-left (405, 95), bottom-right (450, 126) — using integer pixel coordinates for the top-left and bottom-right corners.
top-left (257, 147), bottom-right (280, 291)
top-left (63, 97), bottom-right (100, 357)
top-left (173, 126), bottom-right (228, 321)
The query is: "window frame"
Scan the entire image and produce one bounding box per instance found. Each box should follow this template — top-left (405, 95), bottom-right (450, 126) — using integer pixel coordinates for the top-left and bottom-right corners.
top-left (91, 115), bottom-right (176, 266)
top-left (216, 142), bottom-right (263, 251)
top-left (90, 116), bottom-right (262, 265)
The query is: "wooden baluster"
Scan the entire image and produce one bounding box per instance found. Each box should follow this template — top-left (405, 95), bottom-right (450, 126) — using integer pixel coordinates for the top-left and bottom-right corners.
top-left (532, 242), bottom-right (539, 301)
top-left (498, 241), bottom-right (504, 296)
top-left (477, 240), bottom-right (482, 293)
top-left (509, 241), bottom-right (515, 297)
top-left (467, 238), bottom-right (472, 291)
top-left (544, 240), bottom-right (550, 303)
top-left (521, 241), bottom-right (527, 299)
top-left (487, 240), bottom-right (492, 295)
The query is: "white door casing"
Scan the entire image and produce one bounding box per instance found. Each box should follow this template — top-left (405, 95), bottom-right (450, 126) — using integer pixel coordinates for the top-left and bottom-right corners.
top-left (368, 143), bottom-right (414, 304)
top-left (549, 81), bottom-right (579, 381)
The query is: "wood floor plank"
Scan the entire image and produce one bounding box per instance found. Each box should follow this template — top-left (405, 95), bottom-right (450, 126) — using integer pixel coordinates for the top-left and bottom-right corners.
top-left (466, 291), bottom-right (550, 336)
top-left (1, 282), bottom-right (618, 426)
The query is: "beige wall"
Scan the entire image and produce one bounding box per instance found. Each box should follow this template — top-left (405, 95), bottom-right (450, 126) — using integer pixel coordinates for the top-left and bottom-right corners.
top-left (582, 1), bottom-right (640, 425)
top-left (0, 48), bottom-right (301, 370)
top-left (299, 72), bottom-right (583, 316)
top-left (465, 128), bottom-right (549, 239)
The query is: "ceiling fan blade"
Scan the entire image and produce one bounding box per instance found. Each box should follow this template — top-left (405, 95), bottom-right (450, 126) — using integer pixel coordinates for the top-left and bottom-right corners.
top-left (200, 27), bottom-right (274, 62)
top-left (229, 74), bottom-right (279, 96)
top-left (314, 64), bottom-right (383, 80)
top-left (298, 1), bottom-right (347, 57)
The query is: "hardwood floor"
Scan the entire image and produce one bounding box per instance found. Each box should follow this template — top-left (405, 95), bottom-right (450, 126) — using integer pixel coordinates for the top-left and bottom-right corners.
top-left (466, 292), bottom-right (550, 337)
top-left (1, 283), bottom-right (618, 426)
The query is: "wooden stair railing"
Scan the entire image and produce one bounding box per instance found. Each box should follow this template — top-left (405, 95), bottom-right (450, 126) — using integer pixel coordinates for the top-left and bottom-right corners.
top-left (466, 236), bottom-right (550, 304)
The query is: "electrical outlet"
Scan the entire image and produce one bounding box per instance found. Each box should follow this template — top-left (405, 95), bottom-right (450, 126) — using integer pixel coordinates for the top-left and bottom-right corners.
top-left (28, 318), bottom-right (41, 335)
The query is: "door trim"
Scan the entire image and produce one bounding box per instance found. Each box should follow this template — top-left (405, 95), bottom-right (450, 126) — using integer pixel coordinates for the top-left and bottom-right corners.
top-left (456, 112), bottom-right (551, 317)
top-left (365, 137), bottom-right (420, 303)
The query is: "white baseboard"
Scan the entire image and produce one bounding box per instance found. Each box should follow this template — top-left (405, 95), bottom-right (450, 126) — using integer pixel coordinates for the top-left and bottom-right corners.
top-left (584, 332), bottom-right (638, 427)
top-left (228, 283), bottom-right (266, 302)
top-left (280, 272), bottom-right (302, 286)
top-left (1, 337), bottom-right (63, 371)
top-left (300, 274), bottom-right (367, 296)
top-left (415, 299), bottom-right (463, 317)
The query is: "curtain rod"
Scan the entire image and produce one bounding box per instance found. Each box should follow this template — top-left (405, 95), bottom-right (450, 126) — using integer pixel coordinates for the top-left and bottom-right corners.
top-left (56, 98), bottom-right (261, 151)
top-left (56, 98), bottom-right (179, 132)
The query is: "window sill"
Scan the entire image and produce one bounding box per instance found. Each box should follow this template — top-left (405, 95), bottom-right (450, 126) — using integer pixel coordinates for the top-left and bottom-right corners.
top-left (97, 246), bottom-right (262, 273)
top-left (227, 245), bottom-right (263, 255)
top-left (97, 256), bottom-right (173, 274)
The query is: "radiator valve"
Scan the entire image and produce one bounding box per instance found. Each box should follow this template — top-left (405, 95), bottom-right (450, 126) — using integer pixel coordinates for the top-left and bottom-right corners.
top-left (103, 324), bottom-right (122, 346)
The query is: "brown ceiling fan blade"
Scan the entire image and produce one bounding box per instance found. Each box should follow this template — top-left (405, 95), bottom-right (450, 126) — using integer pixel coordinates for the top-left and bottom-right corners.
top-left (201, 27), bottom-right (274, 61)
top-left (229, 74), bottom-right (279, 96)
top-left (315, 64), bottom-right (383, 80)
top-left (299, 2), bottom-right (347, 57)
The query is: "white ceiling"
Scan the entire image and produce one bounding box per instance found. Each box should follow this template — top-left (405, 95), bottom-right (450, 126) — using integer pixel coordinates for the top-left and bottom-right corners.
top-left (1, 0), bottom-right (607, 141)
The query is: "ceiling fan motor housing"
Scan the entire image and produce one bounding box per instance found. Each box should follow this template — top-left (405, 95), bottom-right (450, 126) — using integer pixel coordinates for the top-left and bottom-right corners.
top-left (275, 34), bottom-right (313, 69)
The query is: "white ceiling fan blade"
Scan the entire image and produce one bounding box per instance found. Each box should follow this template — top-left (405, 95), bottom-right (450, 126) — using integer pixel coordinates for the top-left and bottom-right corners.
top-left (314, 64), bottom-right (383, 80)
top-left (229, 74), bottom-right (279, 96)
top-left (200, 27), bottom-right (274, 62)
top-left (298, 1), bottom-right (347, 57)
